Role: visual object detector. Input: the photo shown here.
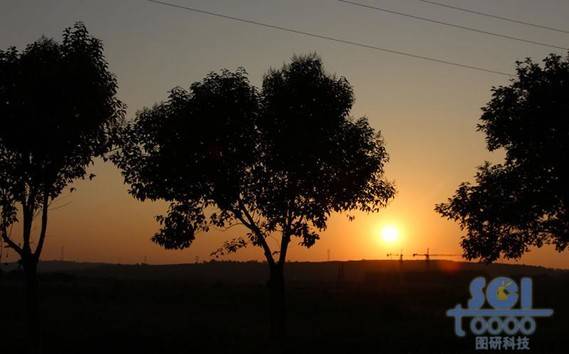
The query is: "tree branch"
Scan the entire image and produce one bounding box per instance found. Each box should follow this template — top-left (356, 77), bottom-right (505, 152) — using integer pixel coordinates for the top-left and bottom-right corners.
top-left (22, 185), bottom-right (37, 252)
top-left (278, 207), bottom-right (293, 266)
top-left (33, 190), bottom-right (49, 262)
top-left (212, 222), bottom-right (244, 232)
top-left (235, 198), bottom-right (275, 267)
top-left (1, 226), bottom-right (23, 257)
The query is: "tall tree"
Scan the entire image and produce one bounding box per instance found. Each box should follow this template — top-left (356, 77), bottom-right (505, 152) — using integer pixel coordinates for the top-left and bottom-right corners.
top-left (436, 53), bottom-right (569, 262)
top-left (114, 54), bottom-right (395, 341)
top-left (0, 23), bottom-right (124, 353)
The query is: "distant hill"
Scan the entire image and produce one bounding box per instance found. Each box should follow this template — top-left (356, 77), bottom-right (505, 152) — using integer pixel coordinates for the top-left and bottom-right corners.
top-left (1, 260), bottom-right (110, 273)
top-left (2, 259), bottom-right (566, 284)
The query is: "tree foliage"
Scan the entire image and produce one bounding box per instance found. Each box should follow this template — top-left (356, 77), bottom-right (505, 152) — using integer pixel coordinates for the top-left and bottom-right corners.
top-left (436, 53), bottom-right (569, 262)
top-left (114, 54), bottom-right (395, 266)
top-left (0, 22), bottom-right (125, 262)
top-left (0, 22), bottom-right (124, 353)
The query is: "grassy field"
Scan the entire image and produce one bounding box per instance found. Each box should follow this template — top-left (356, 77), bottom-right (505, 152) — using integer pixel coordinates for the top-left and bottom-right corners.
top-left (0, 260), bottom-right (567, 353)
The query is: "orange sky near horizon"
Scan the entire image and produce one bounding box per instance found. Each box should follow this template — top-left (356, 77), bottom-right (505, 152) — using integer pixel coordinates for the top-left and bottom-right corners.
top-left (1, 0), bottom-right (568, 268)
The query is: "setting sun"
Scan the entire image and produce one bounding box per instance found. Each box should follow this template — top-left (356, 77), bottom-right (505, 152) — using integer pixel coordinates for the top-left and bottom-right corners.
top-left (380, 225), bottom-right (400, 244)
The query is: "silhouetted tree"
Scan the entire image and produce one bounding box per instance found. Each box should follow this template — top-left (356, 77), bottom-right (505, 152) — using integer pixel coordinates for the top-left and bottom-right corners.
top-left (114, 54), bottom-right (395, 341)
top-left (0, 23), bottom-right (124, 353)
top-left (436, 53), bottom-right (569, 263)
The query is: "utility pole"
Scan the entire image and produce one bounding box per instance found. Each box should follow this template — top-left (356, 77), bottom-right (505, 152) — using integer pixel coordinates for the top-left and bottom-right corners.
top-left (327, 249), bottom-right (330, 262)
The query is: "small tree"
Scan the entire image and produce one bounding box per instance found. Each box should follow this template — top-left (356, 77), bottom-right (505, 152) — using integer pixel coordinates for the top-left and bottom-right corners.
top-left (114, 54), bottom-right (395, 340)
top-left (436, 53), bottom-right (569, 262)
top-left (0, 23), bottom-right (124, 352)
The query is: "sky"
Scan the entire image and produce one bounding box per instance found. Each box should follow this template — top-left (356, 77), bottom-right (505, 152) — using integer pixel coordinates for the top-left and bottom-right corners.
top-left (0, 0), bottom-right (568, 268)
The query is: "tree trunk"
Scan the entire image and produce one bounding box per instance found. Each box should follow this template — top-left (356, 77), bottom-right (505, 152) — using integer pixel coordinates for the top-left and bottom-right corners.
top-left (23, 259), bottom-right (41, 354)
top-left (268, 264), bottom-right (286, 342)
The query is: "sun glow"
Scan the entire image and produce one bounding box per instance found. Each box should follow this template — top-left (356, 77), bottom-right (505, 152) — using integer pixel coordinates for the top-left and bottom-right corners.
top-left (380, 225), bottom-right (400, 244)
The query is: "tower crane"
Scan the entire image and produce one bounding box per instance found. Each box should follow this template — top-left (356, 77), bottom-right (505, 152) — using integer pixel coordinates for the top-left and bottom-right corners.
top-left (412, 248), bottom-right (460, 261)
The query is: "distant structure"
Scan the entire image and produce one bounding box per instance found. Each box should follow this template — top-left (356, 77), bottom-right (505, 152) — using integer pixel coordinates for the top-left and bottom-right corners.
top-left (387, 250), bottom-right (406, 262)
top-left (412, 248), bottom-right (460, 262)
top-left (60, 246), bottom-right (65, 262)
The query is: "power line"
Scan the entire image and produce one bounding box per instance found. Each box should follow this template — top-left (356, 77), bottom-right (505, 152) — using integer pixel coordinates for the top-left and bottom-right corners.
top-left (145, 0), bottom-right (512, 77)
top-left (338, 0), bottom-right (568, 51)
top-left (418, 0), bottom-right (569, 34)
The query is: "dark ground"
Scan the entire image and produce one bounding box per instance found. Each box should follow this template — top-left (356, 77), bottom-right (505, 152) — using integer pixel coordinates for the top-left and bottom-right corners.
top-left (0, 260), bottom-right (567, 354)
